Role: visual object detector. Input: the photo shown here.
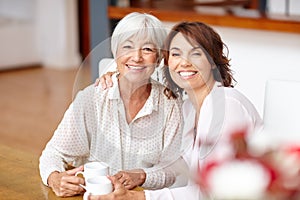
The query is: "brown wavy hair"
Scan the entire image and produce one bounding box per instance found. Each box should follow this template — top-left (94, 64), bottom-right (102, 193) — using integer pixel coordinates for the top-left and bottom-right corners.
top-left (163, 21), bottom-right (235, 99)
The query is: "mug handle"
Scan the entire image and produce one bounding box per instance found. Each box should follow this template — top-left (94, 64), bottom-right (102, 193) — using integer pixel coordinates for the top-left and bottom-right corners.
top-left (76, 172), bottom-right (87, 191)
top-left (75, 171), bottom-right (84, 177)
top-left (79, 183), bottom-right (87, 190)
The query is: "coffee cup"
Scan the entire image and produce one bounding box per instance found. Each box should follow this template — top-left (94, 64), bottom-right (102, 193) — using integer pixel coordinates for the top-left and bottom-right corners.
top-left (75, 161), bottom-right (109, 179)
top-left (81, 176), bottom-right (113, 195)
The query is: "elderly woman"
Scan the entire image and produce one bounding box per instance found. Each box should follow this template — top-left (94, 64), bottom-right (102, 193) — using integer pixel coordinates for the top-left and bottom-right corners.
top-left (39, 12), bottom-right (184, 197)
top-left (89, 21), bottom-right (263, 200)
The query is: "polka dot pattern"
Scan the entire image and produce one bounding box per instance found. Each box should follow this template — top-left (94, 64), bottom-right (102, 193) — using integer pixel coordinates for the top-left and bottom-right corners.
top-left (39, 79), bottom-right (183, 189)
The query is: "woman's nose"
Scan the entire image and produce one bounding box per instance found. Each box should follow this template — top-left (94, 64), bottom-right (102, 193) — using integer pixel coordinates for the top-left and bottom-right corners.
top-left (131, 49), bottom-right (143, 62)
top-left (180, 57), bottom-right (191, 67)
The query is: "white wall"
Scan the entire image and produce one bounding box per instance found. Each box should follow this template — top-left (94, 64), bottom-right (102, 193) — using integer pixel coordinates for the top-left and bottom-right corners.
top-left (0, 0), bottom-right (81, 69)
top-left (0, 0), bottom-right (35, 20)
top-left (163, 22), bottom-right (300, 117)
top-left (35, 0), bottom-right (81, 69)
top-left (0, 0), bottom-right (39, 69)
top-left (218, 27), bottom-right (300, 117)
top-left (1, 0), bottom-right (299, 70)
top-left (268, 0), bottom-right (300, 16)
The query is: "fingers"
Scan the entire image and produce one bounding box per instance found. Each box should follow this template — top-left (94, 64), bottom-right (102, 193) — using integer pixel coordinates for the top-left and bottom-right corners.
top-left (108, 176), bottom-right (124, 190)
top-left (104, 72), bottom-right (114, 87)
top-left (50, 170), bottom-right (85, 197)
top-left (94, 71), bottom-right (115, 89)
top-left (62, 173), bottom-right (85, 185)
top-left (94, 78), bottom-right (101, 87)
top-left (113, 172), bottom-right (135, 190)
top-left (114, 172), bottom-right (127, 184)
top-left (57, 180), bottom-right (85, 197)
top-left (94, 77), bottom-right (108, 89)
top-left (66, 165), bottom-right (84, 175)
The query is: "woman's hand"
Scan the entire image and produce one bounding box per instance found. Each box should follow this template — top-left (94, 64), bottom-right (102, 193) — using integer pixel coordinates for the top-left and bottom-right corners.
top-left (94, 71), bottom-right (116, 89)
top-left (113, 169), bottom-right (146, 190)
top-left (88, 176), bottom-right (145, 200)
top-left (47, 166), bottom-right (85, 197)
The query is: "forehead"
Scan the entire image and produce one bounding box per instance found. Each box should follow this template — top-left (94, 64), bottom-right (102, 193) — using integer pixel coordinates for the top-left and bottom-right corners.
top-left (170, 33), bottom-right (197, 50)
top-left (119, 31), bottom-right (158, 46)
top-left (121, 37), bottom-right (156, 47)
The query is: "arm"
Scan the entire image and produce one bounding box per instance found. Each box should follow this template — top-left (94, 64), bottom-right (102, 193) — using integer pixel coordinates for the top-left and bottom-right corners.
top-left (88, 176), bottom-right (201, 200)
top-left (141, 99), bottom-right (187, 189)
top-left (39, 86), bottom-right (94, 196)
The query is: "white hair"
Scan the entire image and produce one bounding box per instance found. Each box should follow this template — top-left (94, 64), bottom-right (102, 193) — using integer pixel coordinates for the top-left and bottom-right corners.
top-left (111, 12), bottom-right (167, 61)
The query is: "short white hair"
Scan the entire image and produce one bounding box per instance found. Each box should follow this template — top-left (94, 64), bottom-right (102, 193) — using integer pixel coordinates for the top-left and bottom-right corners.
top-left (111, 12), bottom-right (167, 61)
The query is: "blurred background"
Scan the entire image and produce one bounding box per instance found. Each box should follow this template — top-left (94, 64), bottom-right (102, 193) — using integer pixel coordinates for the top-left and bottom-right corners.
top-left (0, 0), bottom-right (299, 156)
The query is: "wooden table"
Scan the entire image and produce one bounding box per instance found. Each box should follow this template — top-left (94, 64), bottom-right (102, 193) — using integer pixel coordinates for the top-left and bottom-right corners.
top-left (0, 145), bottom-right (82, 200)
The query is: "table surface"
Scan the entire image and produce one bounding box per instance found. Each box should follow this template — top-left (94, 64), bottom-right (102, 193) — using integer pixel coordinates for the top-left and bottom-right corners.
top-left (0, 144), bottom-right (82, 200)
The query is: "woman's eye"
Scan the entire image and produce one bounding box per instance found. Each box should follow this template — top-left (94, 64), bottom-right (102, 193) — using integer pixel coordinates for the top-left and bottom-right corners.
top-left (142, 47), bottom-right (155, 52)
top-left (171, 52), bottom-right (180, 57)
top-left (122, 45), bottom-right (133, 49)
top-left (191, 52), bottom-right (201, 56)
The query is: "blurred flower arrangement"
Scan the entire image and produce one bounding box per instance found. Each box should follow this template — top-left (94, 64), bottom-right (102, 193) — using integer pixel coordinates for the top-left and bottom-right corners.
top-left (198, 129), bottom-right (300, 200)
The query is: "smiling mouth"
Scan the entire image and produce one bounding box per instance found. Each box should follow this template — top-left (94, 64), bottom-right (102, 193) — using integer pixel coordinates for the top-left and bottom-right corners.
top-left (178, 71), bottom-right (198, 77)
top-left (126, 64), bottom-right (147, 71)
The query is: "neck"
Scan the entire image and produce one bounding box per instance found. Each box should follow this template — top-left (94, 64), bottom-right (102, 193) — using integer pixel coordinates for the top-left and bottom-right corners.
top-left (186, 80), bottom-right (216, 117)
top-left (118, 77), bottom-right (151, 101)
top-left (118, 77), bottom-right (152, 124)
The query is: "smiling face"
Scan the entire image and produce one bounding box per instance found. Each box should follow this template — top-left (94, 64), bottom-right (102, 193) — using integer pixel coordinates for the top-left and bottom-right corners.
top-left (168, 32), bottom-right (215, 93)
top-left (116, 35), bottom-right (158, 84)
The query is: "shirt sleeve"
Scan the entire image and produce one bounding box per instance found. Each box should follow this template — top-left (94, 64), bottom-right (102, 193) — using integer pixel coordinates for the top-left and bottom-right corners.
top-left (39, 87), bottom-right (93, 185)
top-left (142, 98), bottom-right (186, 189)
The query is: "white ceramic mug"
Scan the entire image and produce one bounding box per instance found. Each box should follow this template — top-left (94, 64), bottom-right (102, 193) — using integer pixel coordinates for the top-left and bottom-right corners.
top-left (81, 176), bottom-right (113, 195)
top-left (75, 161), bottom-right (109, 179)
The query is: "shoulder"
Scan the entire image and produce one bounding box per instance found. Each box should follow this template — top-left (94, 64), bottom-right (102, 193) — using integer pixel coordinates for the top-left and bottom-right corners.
top-left (74, 84), bottom-right (111, 103)
top-left (73, 84), bottom-right (95, 100)
top-left (220, 87), bottom-right (262, 125)
top-left (207, 86), bottom-right (263, 136)
top-left (222, 87), bottom-right (257, 112)
top-left (208, 85), bottom-right (262, 121)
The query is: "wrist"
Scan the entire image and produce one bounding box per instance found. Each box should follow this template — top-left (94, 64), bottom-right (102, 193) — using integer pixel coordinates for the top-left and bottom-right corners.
top-left (129, 190), bottom-right (146, 200)
top-left (47, 171), bottom-right (59, 188)
top-left (139, 170), bottom-right (146, 186)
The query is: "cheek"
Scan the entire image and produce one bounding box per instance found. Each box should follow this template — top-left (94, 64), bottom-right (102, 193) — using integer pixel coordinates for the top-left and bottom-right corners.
top-left (168, 58), bottom-right (178, 71)
top-left (146, 55), bottom-right (159, 65)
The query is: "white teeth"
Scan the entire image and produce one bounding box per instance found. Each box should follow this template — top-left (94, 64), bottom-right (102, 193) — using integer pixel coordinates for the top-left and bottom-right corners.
top-left (127, 65), bottom-right (145, 70)
top-left (179, 71), bottom-right (196, 77)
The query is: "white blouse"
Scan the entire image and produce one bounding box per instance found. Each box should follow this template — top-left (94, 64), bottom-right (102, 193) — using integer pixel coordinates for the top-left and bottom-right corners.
top-left (39, 76), bottom-right (183, 189)
top-left (145, 83), bottom-right (263, 199)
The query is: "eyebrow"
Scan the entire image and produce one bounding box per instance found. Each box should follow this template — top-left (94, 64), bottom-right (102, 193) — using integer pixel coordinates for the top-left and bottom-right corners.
top-left (169, 47), bottom-right (201, 51)
top-left (123, 39), bottom-right (134, 44)
top-left (193, 47), bottom-right (202, 50)
top-left (124, 40), bottom-right (155, 46)
top-left (170, 47), bottom-right (180, 51)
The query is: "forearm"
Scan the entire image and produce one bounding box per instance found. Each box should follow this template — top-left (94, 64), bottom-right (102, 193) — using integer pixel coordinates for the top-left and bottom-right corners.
top-left (142, 157), bottom-right (189, 189)
top-left (142, 166), bottom-right (176, 189)
top-left (39, 149), bottom-right (66, 186)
